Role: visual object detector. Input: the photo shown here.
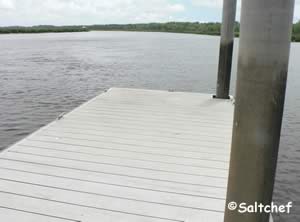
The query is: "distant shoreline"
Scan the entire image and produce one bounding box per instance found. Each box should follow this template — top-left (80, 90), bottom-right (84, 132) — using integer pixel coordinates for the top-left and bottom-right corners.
top-left (0, 26), bottom-right (88, 34)
top-left (1, 22), bottom-right (299, 42)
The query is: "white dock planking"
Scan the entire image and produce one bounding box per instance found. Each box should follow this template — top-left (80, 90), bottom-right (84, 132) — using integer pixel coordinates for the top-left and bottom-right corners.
top-left (0, 88), bottom-right (235, 222)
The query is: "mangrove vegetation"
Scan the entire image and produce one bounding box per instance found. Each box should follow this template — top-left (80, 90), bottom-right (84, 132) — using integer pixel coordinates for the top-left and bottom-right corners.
top-left (1, 21), bottom-right (299, 42)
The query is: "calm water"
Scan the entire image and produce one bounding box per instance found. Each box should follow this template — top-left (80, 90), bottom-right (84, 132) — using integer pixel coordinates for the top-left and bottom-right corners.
top-left (0, 31), bottom-right (299, 221)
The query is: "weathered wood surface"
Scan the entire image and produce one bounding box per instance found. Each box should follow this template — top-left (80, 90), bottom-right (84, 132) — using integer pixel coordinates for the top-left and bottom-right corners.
top-left (0, 88), bottom-right (234, 222)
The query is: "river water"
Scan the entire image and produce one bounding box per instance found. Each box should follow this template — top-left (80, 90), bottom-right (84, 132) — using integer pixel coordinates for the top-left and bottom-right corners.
top-left (0, 31), bottom-right (299, 221)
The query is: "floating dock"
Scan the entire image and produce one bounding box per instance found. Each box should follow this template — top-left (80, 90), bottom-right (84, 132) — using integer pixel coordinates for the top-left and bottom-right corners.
top-left (0, 88), bottom-right (235, 222)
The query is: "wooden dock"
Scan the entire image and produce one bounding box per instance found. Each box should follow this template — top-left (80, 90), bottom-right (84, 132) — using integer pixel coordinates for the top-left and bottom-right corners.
top-left (0, 88), bottom-right (235, 222)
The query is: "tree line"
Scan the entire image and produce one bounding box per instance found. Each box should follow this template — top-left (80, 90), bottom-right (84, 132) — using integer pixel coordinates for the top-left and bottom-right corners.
top-left (0, 22), bottom-right (299, 42)
top-left (89, 22), bottom-right (232, 36)
top-left (0, 25), bottom-right (88, 34)
top-left (293, 21), bottom-right (300, 42)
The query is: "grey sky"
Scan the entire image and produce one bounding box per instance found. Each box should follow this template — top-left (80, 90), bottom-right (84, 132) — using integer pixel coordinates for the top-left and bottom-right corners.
top-left (0, 0), bottom-right (299, 26)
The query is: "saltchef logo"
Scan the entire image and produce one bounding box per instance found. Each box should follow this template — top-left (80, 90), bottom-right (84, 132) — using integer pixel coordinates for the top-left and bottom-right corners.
top-left (227, 201), bottom-right (293, 214)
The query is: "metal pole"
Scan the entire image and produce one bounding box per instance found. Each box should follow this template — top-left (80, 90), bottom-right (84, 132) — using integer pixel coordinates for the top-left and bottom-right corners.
top-left (215, 0), bottom-right (237, 99)
top-left (224, 0), bottom-right (295, 222)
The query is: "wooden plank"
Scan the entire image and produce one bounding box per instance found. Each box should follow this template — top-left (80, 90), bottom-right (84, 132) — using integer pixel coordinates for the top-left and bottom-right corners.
top-left (1, 151), bottom-right (228, 188)
top-left (0, 206), bottom-right (79, 222)
top-left (0, 88), bottom-right (235, 222)
top-left (0, 159), bottom-right (226, 198)
top-left (9, 145), bottom-right (229, 177)
top-left (23, 135), bottom-right (229, 163)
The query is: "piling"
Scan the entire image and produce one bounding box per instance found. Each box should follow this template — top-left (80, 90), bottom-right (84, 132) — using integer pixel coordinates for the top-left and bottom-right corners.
top-left (215, 0), bottom-right (237, 99)
top-left (224, 0), bottom-right (295, 222)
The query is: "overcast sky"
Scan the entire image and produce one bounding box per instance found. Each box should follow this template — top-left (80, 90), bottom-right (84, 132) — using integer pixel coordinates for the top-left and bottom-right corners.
top-left (0, 0), bottom-right (299, 26)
